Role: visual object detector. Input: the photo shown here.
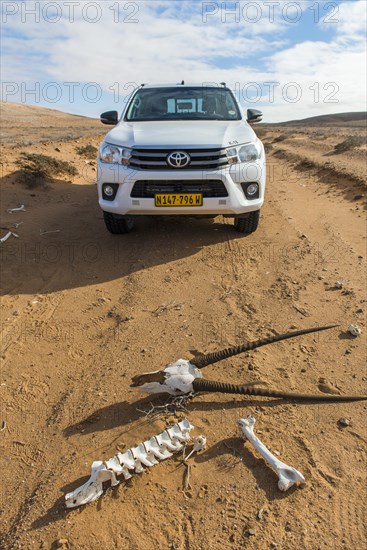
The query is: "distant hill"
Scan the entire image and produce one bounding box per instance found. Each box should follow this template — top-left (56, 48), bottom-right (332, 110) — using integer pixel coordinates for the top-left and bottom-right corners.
top-left (0, 101), bottom-right (105, 145)
top-left (275, 112), bottom-right (366, 127)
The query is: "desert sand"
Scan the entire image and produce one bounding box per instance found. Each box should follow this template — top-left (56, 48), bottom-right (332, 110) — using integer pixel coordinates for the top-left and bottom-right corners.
top-left (0, 102), bottom-right (366, 549)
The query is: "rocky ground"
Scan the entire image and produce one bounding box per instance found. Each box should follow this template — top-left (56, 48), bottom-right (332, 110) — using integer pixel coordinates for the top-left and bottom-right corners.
top-left (0, 103), bottom-right (366, 549)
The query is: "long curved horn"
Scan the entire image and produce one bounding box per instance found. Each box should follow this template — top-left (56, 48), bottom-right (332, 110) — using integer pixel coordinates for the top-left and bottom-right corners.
top-left (190, 325), bottom-right (338, 369)
top-left (192, 379), bottom-right (367, 402)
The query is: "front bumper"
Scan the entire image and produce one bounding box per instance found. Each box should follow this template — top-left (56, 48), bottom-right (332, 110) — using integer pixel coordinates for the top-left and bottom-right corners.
top-left (97, 160), bottom-right (266, 216)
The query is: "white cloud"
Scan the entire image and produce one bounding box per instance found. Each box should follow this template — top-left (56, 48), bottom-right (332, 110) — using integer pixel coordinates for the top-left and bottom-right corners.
top-left (1, 0), bottom-right (366, 121)
top-left (319, 0), bottom-right (366, 37)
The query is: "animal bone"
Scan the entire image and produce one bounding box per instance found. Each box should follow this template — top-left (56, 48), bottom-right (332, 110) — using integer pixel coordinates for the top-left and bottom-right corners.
top-left (185, 435), bottom-right (207, 461)
top-left (7, 205), bottom-right (26, 213)
top-left (189, 325), bottom-right (338, 369)
top-left (1, 232), bottom-right (13, 244)
top-left (65, 418), bottom-right (194, 508)
top-left (131, 358), bottom-right (202, 395)
top-left (145, 436), bottom-right (173, 459)
top-left (191, 378), bottom-right (367, 402)
top-left (167, 418), bottom-right (192, 443)
top-left (131, 325), bottom-right (367, 402)
top-left (348, 324), bottom-right (361, 337)
top-left (131, 326), bottom-right (337, 394)
top-left (0, 231), bottom-right (19, 244)
top-left (238, 416), bottom-right (305, 491)
top-left (40, 229), bottom-right (61, 235)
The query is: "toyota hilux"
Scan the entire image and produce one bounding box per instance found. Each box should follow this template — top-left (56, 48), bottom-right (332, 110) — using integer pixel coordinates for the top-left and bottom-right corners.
top-left (97, 83), bottom-right (265, 234)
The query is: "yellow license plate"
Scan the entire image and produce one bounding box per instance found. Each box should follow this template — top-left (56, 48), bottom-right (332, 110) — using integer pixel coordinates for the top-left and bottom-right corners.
top-left (154, 193), bottom-right (203, 207)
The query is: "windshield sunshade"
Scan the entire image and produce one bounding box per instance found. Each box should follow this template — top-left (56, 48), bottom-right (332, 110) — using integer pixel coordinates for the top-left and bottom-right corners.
top-left (125, 87), bottom-right (241, 121)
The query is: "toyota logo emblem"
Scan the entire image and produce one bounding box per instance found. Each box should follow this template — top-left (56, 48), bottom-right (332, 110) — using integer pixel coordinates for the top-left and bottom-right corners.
top-left (167, 151), bottom-right (191, 168)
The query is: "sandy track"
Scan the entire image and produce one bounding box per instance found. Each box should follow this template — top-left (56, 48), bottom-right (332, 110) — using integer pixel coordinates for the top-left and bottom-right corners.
top-left (0, 109), bottom-right (366, 549)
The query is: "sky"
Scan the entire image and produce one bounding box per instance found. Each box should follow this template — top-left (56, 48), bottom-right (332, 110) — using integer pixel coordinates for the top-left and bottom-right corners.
top-left (1, 0), bottom-right (366, 122)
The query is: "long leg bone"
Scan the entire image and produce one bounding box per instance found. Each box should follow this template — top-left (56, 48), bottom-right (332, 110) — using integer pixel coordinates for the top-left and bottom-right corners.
top-left (65, 419), bottom-right (194, 508)
top-left (238, 416), bottom-right (305, 491)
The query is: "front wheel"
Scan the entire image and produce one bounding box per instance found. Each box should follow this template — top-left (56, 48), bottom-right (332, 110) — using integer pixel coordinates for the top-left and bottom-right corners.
top-left (233, 210), bottom-right (260, 234)
top-left (103, 211), bottom-right (134, 234)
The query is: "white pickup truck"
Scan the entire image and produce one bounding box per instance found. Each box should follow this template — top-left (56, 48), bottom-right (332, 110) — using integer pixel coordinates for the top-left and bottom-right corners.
top-left (97, 83), bottom-right (265, 234)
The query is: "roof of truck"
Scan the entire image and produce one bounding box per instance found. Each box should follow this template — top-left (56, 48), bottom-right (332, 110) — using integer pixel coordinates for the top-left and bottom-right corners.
top-left (139, 83), bottom-right (228, 89)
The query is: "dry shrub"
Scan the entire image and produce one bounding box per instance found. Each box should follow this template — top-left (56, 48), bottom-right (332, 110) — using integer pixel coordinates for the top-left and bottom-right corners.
top-left (16, 153), bottom-right (78, 187)
top-left (273, 134), bottom-right (288, 143)
top-left (334, 136), bottom-right (367, 154)
top-left (253, 127), bottom-right (267, 139)
top-left (263, 142), bottom-right (273, 152)
top-left (75, 144), bottom-right (98, 159)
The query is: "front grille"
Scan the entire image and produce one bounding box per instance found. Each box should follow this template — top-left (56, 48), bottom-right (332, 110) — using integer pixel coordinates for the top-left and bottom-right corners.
top-left (131, 180), bottom-right (228, 198)
top-left (130, 147), bottom-right (228, 170)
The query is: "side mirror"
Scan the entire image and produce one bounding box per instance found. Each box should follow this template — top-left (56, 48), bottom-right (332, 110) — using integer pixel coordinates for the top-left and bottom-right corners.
top-left (247, 109), bottom-right (263, 124)
top-left (100, 110), bottom-right (119, 125)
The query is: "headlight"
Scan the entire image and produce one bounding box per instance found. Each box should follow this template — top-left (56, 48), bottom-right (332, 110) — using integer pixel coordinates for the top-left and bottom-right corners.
top-left (99, 143), bottom-right (132, 165)
top-left (226, 140), bottom-right (261, 164)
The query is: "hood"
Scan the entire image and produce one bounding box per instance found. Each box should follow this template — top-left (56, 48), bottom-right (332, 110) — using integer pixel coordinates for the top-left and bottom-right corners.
top-left (104, 120), bottom-right (257, 149)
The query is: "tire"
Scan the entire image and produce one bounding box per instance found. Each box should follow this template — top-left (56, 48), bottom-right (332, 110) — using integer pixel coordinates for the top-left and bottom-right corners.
top-left (233, 210), bottom-right (260, 234)
top-left (103, 211), bottom-right (134, 234)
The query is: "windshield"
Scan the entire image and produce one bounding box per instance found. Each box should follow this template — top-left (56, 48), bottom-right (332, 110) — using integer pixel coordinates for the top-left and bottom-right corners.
top-left (125, 87), bottom-right (241, 121)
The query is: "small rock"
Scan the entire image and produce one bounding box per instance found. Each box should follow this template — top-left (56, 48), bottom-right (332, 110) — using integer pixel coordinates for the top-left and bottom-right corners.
top-left (335, 281), bottom-right (343, 289)
top-left (55, 147), bottom-right (61, 152)
top-left (257, 508), bottom-right (264, 520)
top-left (353, 194), bottom-right (364, 200)
top-left (318, 378), bottom-right (340, 395)
top-left (246, 528), bottom-right (256, 536)
top-left (55, 539), bottom-right (68, 548)
top-left (338, 418), bottom-right (351, 427)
